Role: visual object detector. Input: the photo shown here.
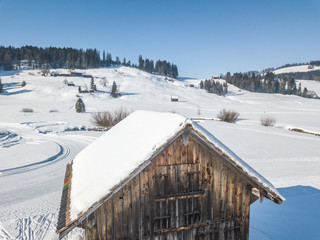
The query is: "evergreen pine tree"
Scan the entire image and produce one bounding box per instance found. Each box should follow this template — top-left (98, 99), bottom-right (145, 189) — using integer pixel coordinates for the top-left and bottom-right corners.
top-left (111, 81), bottom-right (120, 98)
top-left (75, 98), bottom-right (86, 113)
top-left (138, 55), bottom-right (144, 70)
top-left (90, 77), bottom-right (97, 92)
top-left (302, 87), bottom-right (308, 98)
top-left (298, 82), bottom-right (302, 96)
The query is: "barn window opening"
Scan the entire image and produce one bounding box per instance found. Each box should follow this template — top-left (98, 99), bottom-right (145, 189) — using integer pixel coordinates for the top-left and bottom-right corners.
top-left (184, 197), bottom-right (200, 225)
top-left (154, 200), bottom-right (171, 231)
top-left (186, 171), bottom-right (200, 192)
top-left (154, 173), bottom-right (170, 196)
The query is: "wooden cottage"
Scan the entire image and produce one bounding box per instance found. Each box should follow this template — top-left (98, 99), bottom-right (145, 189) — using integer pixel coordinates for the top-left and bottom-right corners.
top-left (171, 96), bottom-right (179, 102)
top-left (57, 111), bottom-right (284, 240)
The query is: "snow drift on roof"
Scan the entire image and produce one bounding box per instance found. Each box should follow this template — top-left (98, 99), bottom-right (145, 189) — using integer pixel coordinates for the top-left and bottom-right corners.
top-left (69, 110), bottom-right (284, 222)
top-left (70, 111), bottom-right (188, 220)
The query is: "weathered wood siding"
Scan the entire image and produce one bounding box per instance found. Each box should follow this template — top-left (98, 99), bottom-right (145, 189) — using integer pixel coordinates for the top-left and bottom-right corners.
top-left (83, 134), bottom-right (254, 240)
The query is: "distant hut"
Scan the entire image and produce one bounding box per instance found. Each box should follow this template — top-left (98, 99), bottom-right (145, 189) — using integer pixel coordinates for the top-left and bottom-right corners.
top-left (50, 71), bottom-right (60, 77)
top-left (171, 96), bottom-right (179, 102)
top-left (57, 111), bottom-right (284, 240)
top-left (71, 72), bottom-right (83, 77)
top-left (82, 74), bottom-right (93, 78)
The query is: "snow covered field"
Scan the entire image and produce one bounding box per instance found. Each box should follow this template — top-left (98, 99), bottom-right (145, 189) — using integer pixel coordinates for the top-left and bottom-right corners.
top-left (0, 67), bottom-right (319, 239)
top-left (273, 64), bottom-right (320, 75)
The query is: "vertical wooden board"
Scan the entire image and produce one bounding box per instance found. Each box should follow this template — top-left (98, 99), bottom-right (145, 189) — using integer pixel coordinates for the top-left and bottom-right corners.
top-left (219, 165), bottom-right (227, 219)
top-left (159, 165), bottom-right (167, 196)
top-left (103, 204), bottom-right (108, 240)
top-left (92, 224), bottom-right (98, 240)
top-left (202, 149), bottom-right (213, 221)
top-left (167, 143), bottom-right (175, 165)
top-left (140, 168), bottom-right (150, 239)
top-left (106, 198), bottom-right (113, 240)
top-left (181, 138), bottom-right (187, 164)
top-left (113, 190), bottom-right (122, 240)
top-left (178, 198), bottom-right (185, 227)
top-left (219, 221), bottom-right (225, 240)
top-left (95, 208), bottom-right (103, 240)
top-left (100, 205), bottom-right (107, 240)
top-left (177, 164), bottom-right (187, 193)
top-left (167, 164), bottom-right (175, 195)
top-left (241, 182), bottom-right (250, 240)
top-left (226, 170), bottom-right (235, 219)
top-left (212, 158), bottom-right (221, 220)
top-left (169, 199), bottom-right (176, 229)
top-left (175, 138), bottom-right (182, 165)
top-left (187, 138), bottom-right (194, 164)
top-left (122, 183), bottom-right (131, 239)
top-left (131, 177), bottom-right (140, 240)
top-left (235, 175), bottom-right (242, 218)
top-left (193, 139), bottom-right (201, 164)
top-left (244, 184), bottom-right (250, 240)
top-left (149, 168), bottom-right (155, 238)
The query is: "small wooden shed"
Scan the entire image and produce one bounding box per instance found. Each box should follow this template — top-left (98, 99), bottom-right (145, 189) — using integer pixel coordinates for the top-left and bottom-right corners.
top-left (57, 111), bottom-right (284, 240)
top-left (171, 96), bottom-right (179, 102)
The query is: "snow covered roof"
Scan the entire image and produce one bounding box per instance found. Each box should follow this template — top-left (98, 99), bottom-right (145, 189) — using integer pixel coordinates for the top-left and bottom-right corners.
top-left (59, 110), bottom-right (285, 234)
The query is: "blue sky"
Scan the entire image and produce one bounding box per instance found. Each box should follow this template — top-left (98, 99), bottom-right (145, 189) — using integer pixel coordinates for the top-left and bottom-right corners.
top-left (0, 0), bottom-right (319, 78)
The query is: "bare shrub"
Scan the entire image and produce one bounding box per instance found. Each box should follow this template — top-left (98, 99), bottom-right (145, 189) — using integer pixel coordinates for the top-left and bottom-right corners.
top-left (217, 109), bottom-right (239, 123)
top-left (22, 108), bottom-right (34, 113)
top-left (260, 115), bottom-right (276, 127)
top-left (91, 109), bottom-right (130, 129)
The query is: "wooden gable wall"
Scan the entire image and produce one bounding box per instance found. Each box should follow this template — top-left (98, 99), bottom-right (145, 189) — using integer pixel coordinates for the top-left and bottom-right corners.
top-left (80, 133), bottom-right (255, 240)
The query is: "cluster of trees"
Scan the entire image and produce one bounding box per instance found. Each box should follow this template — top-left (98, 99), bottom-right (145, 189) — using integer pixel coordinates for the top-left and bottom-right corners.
top-left (275, 71), bottom-right (320, 81)
top-left (0, 46), bottom-right (102, 70)
top-left (199, 79), bottom-right (228, 96)
top-left (0, 77), bottom-right (2, 93)
top-left (224, 72), bottom-right (316, 98)
top-left (78, 78), bottom-right (97, 93)
top-left (0, 46), bottom-right (179, 78)
top-left (138, 55), bottom-right (179, 78)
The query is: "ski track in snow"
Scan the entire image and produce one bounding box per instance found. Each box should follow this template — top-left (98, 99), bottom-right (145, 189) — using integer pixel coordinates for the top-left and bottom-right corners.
top-left (0, 141), bottom-right (65, 176)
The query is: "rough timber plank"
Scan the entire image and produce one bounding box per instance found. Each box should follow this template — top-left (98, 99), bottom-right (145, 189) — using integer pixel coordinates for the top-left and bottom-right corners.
top-left (106, 197), bottom-right (113, 240)
top-left (213, 156), bottom-right (221, 220)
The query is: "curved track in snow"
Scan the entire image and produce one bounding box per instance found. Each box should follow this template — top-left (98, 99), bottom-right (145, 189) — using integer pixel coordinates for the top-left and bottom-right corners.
top-left (0, 141), bottom-right (67, 176)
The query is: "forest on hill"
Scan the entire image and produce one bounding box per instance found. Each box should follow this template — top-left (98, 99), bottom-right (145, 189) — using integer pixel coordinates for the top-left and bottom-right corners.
top-left (0, 45), bottom-right (178, 78)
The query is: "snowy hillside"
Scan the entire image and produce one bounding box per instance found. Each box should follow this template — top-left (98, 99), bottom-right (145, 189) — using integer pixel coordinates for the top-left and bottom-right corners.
top-left (273, 64), bottom-right (320, 75)
top-left (0, 67), bottom-right (319, 239)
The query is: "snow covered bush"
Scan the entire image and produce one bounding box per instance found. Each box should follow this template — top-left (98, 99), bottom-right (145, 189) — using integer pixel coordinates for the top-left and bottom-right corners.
top-left (261, 115), bottom-right (276, 127)
top-left (91, 109), bottom-right (129, 129)
top-left (21, 108), bottom-right (34, 113)
top-left (217, 109), bottom-right (239, 123)
top-left (75, 98), bottom-right (86, 113)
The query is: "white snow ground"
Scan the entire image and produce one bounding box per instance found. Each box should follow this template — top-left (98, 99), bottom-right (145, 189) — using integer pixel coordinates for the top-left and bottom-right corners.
top-left (0, 67), bottom-right (319, 239)
top-left (273, 64), bottom-right (320, 74)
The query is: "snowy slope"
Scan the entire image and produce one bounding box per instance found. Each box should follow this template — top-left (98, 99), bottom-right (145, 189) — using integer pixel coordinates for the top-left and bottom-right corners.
top-left (0, 66), bottom-right (319, 239)
top-left (273, 64), bottom-right (320, 75)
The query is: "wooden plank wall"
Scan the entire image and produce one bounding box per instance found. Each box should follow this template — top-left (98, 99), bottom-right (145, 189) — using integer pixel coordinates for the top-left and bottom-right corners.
top-left (83, 134), bottom-right (253, 240)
